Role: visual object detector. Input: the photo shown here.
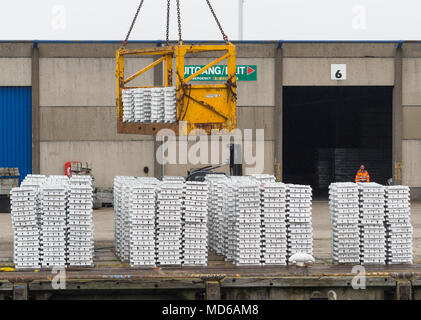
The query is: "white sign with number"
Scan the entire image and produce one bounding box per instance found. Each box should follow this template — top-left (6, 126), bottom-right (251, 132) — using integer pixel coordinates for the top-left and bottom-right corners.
top-left (331, 64), bottom-right (347, 81)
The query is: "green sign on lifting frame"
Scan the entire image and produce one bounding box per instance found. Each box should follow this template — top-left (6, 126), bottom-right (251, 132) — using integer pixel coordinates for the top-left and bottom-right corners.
top-left (184, 65), bottom-right (257, 82)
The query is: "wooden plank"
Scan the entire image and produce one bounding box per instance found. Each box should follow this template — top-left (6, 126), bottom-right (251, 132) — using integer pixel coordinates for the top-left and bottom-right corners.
top-left (221, 276), bottom-right (396, 288)
top-left (29, 278), bottom-right (205, 291)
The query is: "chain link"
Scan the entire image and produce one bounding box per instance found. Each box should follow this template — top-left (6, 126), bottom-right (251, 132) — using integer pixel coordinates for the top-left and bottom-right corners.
top-left (123, 0), bottom-right (145, 47)
top-left (205, 0), bottom-right (228, 42)
top-left (176, 0), bottom-right (182, 43)
top-left (166, 0), bottom-right (171, 46)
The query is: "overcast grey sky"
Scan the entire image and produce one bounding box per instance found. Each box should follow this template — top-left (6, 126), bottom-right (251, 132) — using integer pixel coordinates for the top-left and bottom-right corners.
top-left (0, 0), bottom-right (419, 41)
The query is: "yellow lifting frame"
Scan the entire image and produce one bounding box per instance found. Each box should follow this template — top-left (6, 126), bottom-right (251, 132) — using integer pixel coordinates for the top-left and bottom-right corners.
top-left (116, 43), bottom-right (237, 135)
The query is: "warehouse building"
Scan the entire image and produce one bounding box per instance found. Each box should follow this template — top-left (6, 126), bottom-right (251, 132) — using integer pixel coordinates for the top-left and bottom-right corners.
top-left (0, 41), bottom-right (420, 200)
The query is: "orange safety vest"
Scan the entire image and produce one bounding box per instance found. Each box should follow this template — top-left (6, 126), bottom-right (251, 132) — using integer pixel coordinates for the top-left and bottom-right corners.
top-left (355, 170), bottom-right (370, 183)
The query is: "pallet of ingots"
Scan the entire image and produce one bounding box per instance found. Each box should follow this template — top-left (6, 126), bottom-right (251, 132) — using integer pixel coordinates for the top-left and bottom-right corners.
top-left (151, 88), bottom-right (165, 123)
top-left (286, 184), bottom-right (313, 259)
top-left (164, 87), bottom-right (177, 123)
top-left (128, 181), bottom-right (157, 267)
top-left (329, 183), bottom-right (360, 264)
top-left (221, 179), bottom-right (236, 261)
top-left (205, 175), bottom-right (228, 255)
top-left (10, 187), bottom-right (41, 269)
top-left (385, 186), bottom-right (413, 264)
top-left (132, 88), bottom-right (145, 122)
top-left (155, 182), bottom-right (184, 266)
top-left (113, 176), bottom-right (136, 261)
top-left (67, 176), bottom-right (94, 267)
top-left (21, 175), bottom-right (47, 228)
top-left (122, 87), bottom-right (177, 124)
top-left (358, 182), bottom-right (386, 265)
top-left (122, 89), bottom-right (135, 122)
top-left (182, 181), bottom-right (208, 266)
top-left (260, 182), bottom-right (288, 265)
top-left (232, 178), bottom-right (262, 266)
top-left (121, 180), bottom-right (136, 262)
top-left (39, 176), bottom-right (69, 268)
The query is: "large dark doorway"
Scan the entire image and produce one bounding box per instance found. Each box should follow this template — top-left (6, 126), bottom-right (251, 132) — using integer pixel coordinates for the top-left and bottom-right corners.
top-left (283, 86), bottom-right (393, 197)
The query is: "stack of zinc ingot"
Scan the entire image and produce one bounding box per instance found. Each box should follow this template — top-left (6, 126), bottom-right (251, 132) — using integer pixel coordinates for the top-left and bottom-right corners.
top-left (113, 176), bottom-right (125, 261)
top-left (67, 176), bottom-right (94, 267)
top-left (329, 182), bottom-right (360, 264)
top-left (132, 88), bottom-right (144, 122)
top-left (358, 182), bottom-right (386, 264)
top-left (286, 184), bottom-right (313, 259)
top-left (164, 87), bottom-right (177, 123)
top-left (122, 89), bottom-right (134, 122)
top-left (10, 187), bottom-right (41, 269)
top-left (233, 179), bottom-right (262, 266)
top-left (128, 181), bottom-right (157, 267)
top-left (21, 175), bottom-right (47, 228)
top-left (385, 186), bottom-right (413, 264)
top-left (155, 182), bottom-right (183, 266)
top-left (151, 88), bottom-right (164, 123)
top-left (120, 180), bottom-right (135, 262)
top-left (221, 179), bottom-right (236, 261)
top-left (39, 176), bottom-right (69, 268)
top-left (205, 175), bottom-right (228, 255)
top-left (182, 181), bottom-right (208, 266)
top-left (260, 182), bottom-right (288, 265)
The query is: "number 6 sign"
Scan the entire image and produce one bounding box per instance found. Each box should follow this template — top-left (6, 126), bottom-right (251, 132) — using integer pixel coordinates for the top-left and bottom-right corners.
top-left (331, 64), bottom-right (347, 81)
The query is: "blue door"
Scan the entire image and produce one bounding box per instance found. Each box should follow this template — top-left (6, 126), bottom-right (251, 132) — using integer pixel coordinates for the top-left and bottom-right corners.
top-left (0, 87), bottom-right (32, 183)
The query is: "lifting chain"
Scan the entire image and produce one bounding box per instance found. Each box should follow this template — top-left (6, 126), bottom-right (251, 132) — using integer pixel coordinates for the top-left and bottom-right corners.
top-left (166, 0), bottom-right (171, 46)
top-left (176, 0), bottom-right (183, 43)
top-left (205, 0), bottom-right (228, 42)
top-left (123, 0), bottom-right (145, 47)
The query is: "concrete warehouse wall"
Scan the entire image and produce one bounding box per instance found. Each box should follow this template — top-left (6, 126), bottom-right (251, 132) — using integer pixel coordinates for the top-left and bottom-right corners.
top-left (0, 41), bottom-right (420, 199)
top-left (402, 43), bottom-right (421, 199)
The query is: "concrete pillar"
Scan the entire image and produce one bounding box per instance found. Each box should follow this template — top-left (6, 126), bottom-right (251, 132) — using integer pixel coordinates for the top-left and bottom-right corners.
top-left (13, 283), bottom-right (28, 300)
top-left (205, 281), bottom-right (221, 300)
top-left (274, 45), bottom-right (283, 181)
top-left (396, 280), bottom-right (412, 300)
top-left (392, 46), bottom-right (403, 185)
top-left (31, 42), bottom-right (40, 174)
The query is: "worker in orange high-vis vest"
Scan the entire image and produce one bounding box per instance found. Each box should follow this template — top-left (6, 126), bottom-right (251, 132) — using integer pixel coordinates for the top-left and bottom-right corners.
top-left (355, 165), bottom-right (370, 183)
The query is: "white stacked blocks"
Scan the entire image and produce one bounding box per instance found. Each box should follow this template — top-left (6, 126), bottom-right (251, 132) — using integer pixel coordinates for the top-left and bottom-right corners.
top-left (358, 183), bottom-right (386, 264)
top-left (233, 179), bottom-right (262, 266)
top-left (67, 176), bottom-right (94, 267)
top-left (385, 186), bottom-right (413, 264)
top-left (155, 182), bottom-right (183, 266)
top-left (128, 182), bottom-right (157, 267)
top-left (286, 184), bottom-right (313, 259)
top-left (260, 182), bottom-right (288, 265)
top-left (122, 89), bottom-right (134, 122)
top-left (122, 87), bottom-right (176, 124)
top-left (39, 179), bottom-right (69, 268)
top-left (182, 182), bottom-right (208, 266)
top-left (329, 183), bottom-right (360, 264)
top-left (11, 187), bottom-right (41, 269)
top-left (164, 87), bottom-right (177, 123)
